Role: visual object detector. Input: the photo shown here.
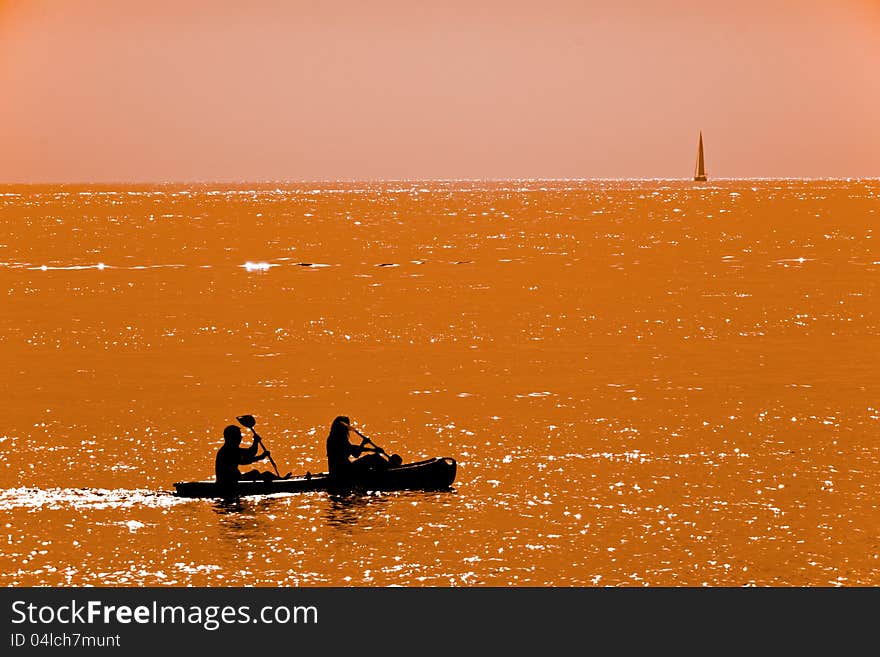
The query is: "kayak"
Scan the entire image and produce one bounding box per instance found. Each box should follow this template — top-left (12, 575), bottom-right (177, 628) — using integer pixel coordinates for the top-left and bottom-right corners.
top-left (173, 456), bottom-right (457, 498)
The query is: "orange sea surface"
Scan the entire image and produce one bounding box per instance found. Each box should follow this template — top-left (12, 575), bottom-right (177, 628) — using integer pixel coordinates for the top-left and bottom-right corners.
top-left (0, 179), bottom-right (878, 586)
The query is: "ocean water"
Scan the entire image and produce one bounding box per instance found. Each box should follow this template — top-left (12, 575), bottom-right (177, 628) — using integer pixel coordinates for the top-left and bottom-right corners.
top-left (0, 179), bottom-right (877, 586)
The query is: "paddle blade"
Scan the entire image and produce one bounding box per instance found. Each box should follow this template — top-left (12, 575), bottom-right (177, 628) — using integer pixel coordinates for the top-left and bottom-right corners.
top-left (236, 414), bottom-right (256, 429)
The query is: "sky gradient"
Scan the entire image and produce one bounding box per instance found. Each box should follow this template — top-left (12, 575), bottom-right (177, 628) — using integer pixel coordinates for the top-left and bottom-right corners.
top-left (1, 0), bottom-right (878, 182)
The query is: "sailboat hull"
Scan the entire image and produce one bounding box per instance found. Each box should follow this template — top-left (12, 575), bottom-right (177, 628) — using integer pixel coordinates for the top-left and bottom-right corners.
top-left (694, 175), bottom-right (707, 182)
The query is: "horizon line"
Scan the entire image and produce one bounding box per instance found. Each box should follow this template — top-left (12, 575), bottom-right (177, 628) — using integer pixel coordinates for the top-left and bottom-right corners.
top-left (1, 176), bottom-right (878, 186)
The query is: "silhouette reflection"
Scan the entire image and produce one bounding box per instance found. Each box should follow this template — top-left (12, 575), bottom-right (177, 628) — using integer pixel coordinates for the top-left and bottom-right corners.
top-left (212, 496), bottom-right (279, 540)
top-left (323, 492), bottom-right (391, 530)
top-left (323, 489), bottom-right (456, 531)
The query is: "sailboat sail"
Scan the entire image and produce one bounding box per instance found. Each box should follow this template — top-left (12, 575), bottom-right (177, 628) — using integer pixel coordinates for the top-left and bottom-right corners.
top-left (694, 132), bottom-right (707, 181)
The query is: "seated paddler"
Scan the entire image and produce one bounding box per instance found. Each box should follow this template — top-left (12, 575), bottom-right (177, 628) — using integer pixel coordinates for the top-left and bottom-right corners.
top-left (215, 424), bottom-right (277, 486)
top-left (326, 416), bottom-right (400, 479)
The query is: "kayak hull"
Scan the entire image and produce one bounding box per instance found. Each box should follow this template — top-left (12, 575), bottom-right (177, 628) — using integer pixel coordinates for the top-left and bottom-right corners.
top-left (173, 457), bottom-right (457, 498)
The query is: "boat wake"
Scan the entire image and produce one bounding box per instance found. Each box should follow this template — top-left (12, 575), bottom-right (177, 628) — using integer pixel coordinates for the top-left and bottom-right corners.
top-left (0, 487), bottom-right (181, 511)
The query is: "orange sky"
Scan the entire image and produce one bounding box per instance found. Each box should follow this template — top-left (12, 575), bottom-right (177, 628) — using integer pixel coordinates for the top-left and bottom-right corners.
top-left (1, 0), bottom-right (878, 181)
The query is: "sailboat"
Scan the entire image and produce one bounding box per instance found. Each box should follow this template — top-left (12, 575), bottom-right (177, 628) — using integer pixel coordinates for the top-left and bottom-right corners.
top-left (694, 131), bottom-right (707, 182)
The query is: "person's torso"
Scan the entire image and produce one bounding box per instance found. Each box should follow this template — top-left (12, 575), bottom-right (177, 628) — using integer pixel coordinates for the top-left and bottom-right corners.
top-left (215, 444), bottom-right (243, 483)
top-left (326, 434), bottom-right (353, 475)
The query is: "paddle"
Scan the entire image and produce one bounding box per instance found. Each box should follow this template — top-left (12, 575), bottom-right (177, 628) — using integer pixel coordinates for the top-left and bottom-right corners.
top-left (236, 414), bottom-right (282, 478)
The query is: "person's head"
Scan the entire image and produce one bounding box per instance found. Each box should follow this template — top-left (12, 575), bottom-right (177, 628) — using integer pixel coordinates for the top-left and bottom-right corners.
top-left (329, 416), bottom-right (350, 439)
top-left (223, 424), bottom-right (242, 446)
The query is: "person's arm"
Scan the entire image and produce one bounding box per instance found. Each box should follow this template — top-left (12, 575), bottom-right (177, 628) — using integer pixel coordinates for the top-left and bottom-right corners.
top-left (239, 440), bottom-right (268, 465)
top-left (345, 441), bottom-right (364, 458)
